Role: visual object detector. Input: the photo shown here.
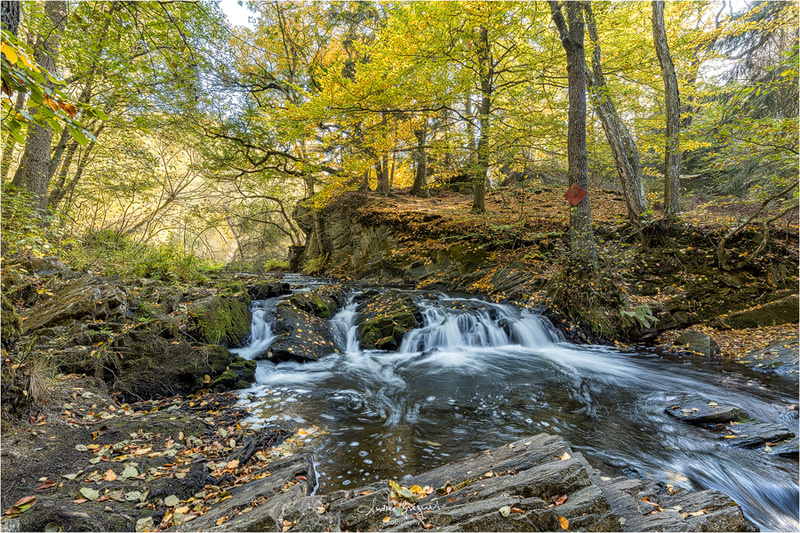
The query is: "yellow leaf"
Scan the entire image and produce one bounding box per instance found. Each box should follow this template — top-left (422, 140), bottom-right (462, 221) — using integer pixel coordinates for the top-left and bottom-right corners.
top-left (382, 516), bottom-right (391, 523)
top-left (558, 515), bottom-right (569, 530)
top-left (17, 49), bottom-right (35, 69)
top-left (1, 42), bottom-right (18, 65)
top-left (226, 459), bottom-right (239, 469)
top-left (560, 452), bottom-right (571, 460)
top-left (103, 469), bottom-right (117, 482)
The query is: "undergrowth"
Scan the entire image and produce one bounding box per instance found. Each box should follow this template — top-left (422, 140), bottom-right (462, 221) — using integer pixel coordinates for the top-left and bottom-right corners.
top-left (1, 185), bottom-right (216, 283)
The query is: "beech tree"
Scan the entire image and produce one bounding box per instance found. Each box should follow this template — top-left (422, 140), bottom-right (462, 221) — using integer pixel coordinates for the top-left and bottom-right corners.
top-left (549, 0), bottom-right (597, 267)
top-left (584, 3), bottom-right (647, 221)
top-left (10, 0), bottom-right (66, 215)
top-left (652, 0), bottom-right (682, 218)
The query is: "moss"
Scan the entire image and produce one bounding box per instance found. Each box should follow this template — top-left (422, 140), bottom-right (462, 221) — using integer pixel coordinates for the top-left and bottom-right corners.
top-left (1, 294), bottom-right (22, 348)
top-left (188, 296), bottom-right (252, 347)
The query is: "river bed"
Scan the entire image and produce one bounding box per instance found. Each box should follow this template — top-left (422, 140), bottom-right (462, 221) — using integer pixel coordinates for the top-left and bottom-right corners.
top-left (233, 287), bottom-right (799, 531)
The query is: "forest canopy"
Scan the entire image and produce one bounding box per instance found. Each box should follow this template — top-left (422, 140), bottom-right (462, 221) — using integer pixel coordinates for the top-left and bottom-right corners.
top-left (1, 0), bottom-right (797, 271)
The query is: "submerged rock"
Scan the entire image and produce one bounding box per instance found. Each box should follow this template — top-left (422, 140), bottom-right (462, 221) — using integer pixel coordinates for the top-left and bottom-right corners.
top-left (665, 393), bottom-right (747, 425)
top-left (723, 420), bottom-right (795, 449)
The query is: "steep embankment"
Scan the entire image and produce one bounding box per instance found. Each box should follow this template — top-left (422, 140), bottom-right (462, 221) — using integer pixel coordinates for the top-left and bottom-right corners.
top-left (294, 188), bottom-right (799, 354)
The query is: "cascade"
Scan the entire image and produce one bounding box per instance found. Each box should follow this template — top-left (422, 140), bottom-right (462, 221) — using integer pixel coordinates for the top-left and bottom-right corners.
top-left (233, 287), bottom-right (799, 531)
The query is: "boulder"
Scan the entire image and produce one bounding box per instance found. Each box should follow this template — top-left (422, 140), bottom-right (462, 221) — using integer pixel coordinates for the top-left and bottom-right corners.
top-left (248, 280), bottom-right (291, 300)
top-left (665, 393), bottom-right (746, 425)
top-left (287, 286), bottom-right (345, 319)
top-left (723, 294), bottom-right (799, 328)
top-left (110, 340), bottom-right (240, 400)
top-left (357, 290), bottom-right (422, 350)
top-left (263, 301), bottom-right (336, 363)
top-left (20, 255), bottom-right (72, 276)
top-left (187, 295), bottom-right (251, 348)
top-left (674, 331), bottom-right (721, 356)
top-left (21, 277), bottom-right (128, 334)
top-left (211, 357), bottom-right (258, 392)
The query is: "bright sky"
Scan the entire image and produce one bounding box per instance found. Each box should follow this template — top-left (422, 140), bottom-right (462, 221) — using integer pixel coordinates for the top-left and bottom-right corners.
top-left (219, 0), bottom-right (257, 29)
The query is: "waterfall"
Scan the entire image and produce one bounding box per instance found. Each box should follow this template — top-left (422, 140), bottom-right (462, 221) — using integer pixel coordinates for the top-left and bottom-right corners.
top-left (399, 299), bottom-right (557, 354)
top-left (231, 302), bottom-right (276, 360)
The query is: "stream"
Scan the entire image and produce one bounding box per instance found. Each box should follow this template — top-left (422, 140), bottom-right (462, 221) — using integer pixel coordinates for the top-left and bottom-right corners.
top-left (232, 286), bottom-right (799, 531)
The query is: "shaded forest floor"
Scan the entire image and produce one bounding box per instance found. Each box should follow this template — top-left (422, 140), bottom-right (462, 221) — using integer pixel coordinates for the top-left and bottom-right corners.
top-left (323, 185), bottom-right (799, 359)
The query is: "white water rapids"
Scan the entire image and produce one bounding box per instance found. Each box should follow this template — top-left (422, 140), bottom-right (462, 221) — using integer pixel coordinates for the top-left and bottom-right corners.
top-left (232, 289), bottom-right (799, 531)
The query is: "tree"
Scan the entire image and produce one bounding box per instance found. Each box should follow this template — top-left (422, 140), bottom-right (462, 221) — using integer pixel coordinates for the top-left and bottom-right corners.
top-left (652, 0), bottom-right (682, 218)
top-left (584, 3), bottom-right (647, 221)
top-left (549, 0), bottom-right (597, 267)
top-left (10, 0), bottom-right (67, 215)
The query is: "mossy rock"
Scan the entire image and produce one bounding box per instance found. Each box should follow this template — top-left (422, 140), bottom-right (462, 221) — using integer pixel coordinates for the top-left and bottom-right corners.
top-left (21, 277), bottom-right (128, 334)
top-left (212, 357), bottom-right (257, 391)
top-left (1, 294), bottom-right (21, 349)
top-left (287, 286), bottom-right (344, 319)
top-left (720, 294), bottom-right (799, 329)
top-left (249, 280), bottom-right (291, 300)
top-left (264, 301), bottom-right (337, 363)
top-left (187, 295), bottom-right (252, 347)
top-left (110, 340), bottom-right (235, 401)
top-left (357, 291), bottom-right (422, 350)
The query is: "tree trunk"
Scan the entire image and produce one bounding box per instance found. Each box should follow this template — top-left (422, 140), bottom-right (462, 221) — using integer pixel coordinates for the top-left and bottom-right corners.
top-left (10, 0), bottom-right (66, 216)
top-left (550, 0), bottom-right (597, 267)
top-left (376, 113), bottom-right (390, 194)
top-left (1, 92), bottom-right (27, 182)
top-left (410, 121), bottom-right (429, 198)
top-left (652, 0), bottom-right (682, 218)
top-left (1, 0), bottom-right (20, 36)
top-left (584, 4), bottom-right (647, 221)
top-left (472, 26), bottom-right (492, 214)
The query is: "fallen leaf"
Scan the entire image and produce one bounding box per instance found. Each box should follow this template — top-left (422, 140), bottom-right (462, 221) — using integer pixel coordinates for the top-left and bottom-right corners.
top-left (164, 495), bottom-right (180, 507)
top-left (499, 505), bottom-right (511, 517)
top-left (37, 481), bottom-right (56, 490)
top-left (559, 452), bottom-right (571, 460)
top-left (216, 517), bottom-right (228, 526)
top-left (554, 494), bottom-right (568, 506)
top-left (79, 488), bottom-right (99, 501)
top-left (382, 516), bottom-right (391, 523)
top-left (558, 514), bottom-right (569, 530)
top-left (103, 470), bottom-right (117, 482)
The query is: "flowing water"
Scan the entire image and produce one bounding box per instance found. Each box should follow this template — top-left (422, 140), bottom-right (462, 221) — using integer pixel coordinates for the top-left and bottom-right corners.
top-left (233, 288), bottom-right (799, 531)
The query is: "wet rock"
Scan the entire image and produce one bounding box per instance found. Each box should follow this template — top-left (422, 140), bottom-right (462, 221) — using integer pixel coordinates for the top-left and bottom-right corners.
top-left (357, 290), bottom-right (422, 350)
top-left (665, 393), bottom-right (747, 425)
top-left (723, 294), bottom-right (799, 329)
top-left (737, 337), bottom-right (799, 377)
top-left (21, 277), bottom-right (128, 334)
top-left (177, 433), bottom-right (753, 532)
top-left (723, 421), bottom-right (795, 449)
top-left (187, 295), bottom-right (251, 348)
top-left (263, 300), bottom-right (336, 362)
top-left (248, 280), bottom-right (291, 300)
top-left (211, 357), bottom-right (257, 392)
top-left (674, 331), bottom-right (721, 356)
top-left (768, 436), bottom-right (799, 457)
top-left (287, 286), bottom-right (345, 319)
